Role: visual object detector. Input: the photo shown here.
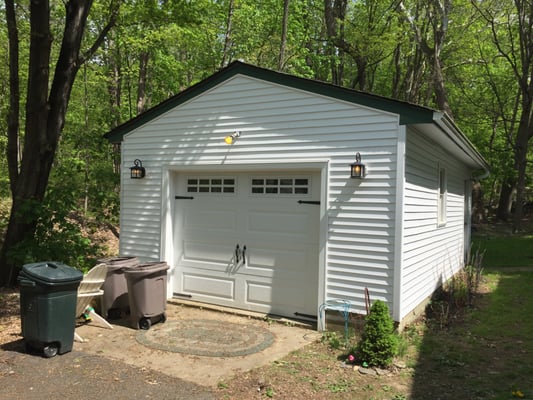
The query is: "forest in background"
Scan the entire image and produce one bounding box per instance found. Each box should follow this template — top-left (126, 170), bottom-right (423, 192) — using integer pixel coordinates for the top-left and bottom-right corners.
top-left (1, 0), bottom-right (532, 281)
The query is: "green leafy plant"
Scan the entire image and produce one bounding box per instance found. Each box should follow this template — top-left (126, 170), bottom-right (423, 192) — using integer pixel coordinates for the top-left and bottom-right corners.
top-left (465, 244), bottom-right (485, 297)
top-left (321, 331), bottom-right (342, 349)
top-left (357, 300), bottom-right (398, 368)
top-left (265, 386), bottom-right (274, 398)
top-left (7, 186), bottom-right (103, 273)
top-left (0, 197), bottom-right (11, 241)
top-left (392, 394), bottom-right (407, 400)
top-left (427, 249), bottom-right (485, 328)
top-left (327, 378), bottom-right (350, 393)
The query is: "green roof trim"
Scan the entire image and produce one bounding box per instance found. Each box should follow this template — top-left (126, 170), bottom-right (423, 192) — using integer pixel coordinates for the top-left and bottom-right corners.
top-left (104, 61), bottom-right (437, 143)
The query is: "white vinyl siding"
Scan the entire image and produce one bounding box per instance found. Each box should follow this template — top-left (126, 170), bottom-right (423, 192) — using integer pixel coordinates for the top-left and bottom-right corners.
top-left (438, 165), bottom-right (447, 226)
top-left (120, 75), bottom-right (400, 316)
top-left (400, 128), bottom-right (468, 320)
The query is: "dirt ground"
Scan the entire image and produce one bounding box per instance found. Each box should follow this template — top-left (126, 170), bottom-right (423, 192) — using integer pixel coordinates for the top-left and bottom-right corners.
top-left (0, 287), bottom-right (414, 400)
top-left (73, 301), bottom-right (319, 387)
top-left (1, 350), bottom-right (216, 400)
top-left (0, 289), bottom-right (325, 399)
top-left (3, 265), bottom-right (530, 399)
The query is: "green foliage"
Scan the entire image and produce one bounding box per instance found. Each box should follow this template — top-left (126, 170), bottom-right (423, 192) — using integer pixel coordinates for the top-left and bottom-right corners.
top-left (356, 300), bottom-right (398, 368)
top-left (2, 0), bottom-right (532, 284)
top-left (264, 386), bottom-right (274, 398)
top-left (0, 197), bottom-right (11, 241)
top-left (473, 235), bottom-right (533, 269)
top-left (470, 272), bottom-right (533, 340)
top-left (6, 180), bottom-right (104, 273)
top-left (426, 250), bottom-right (485, 329)
top-left (320, 331), bottom-right (342, 350)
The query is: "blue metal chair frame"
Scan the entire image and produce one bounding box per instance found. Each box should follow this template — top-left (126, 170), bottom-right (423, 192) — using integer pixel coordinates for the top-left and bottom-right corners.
top-left (318, 299), bottom-right (351, 340)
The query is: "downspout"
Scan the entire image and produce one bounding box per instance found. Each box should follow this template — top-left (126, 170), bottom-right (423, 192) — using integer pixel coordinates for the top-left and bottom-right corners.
top-left (471, 168), bottom-right (490, 182)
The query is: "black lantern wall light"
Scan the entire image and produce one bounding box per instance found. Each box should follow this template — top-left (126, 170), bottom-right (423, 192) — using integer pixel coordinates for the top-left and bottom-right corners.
top-left (349, 152), bottom-right (366, 179)
top-left (130, 159), bottom-right (146, 179)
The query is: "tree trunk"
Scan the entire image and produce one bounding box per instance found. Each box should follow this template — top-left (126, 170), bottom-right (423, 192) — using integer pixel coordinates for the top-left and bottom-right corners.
top-left (471, 182), bottom-right (485, 224)
top-left (512, 113), bottom-right (532, 232)
top-left (324, 0), bottom-right (347, 85)
top-left (496, 179), bottom-right (514, 221)
top-left (278, 0), bottom-right (290, 71)
top-left (472, 0), bottom-right (533, 233)
top-left (399, 0), bottom-right (452, 116)
top-left (137, 51), bottom-right (149, 114)
top-left (106, 35), bottom-right (122, 129)
top-left (220, 0), bottom-right (234, 68)
top-left (511, 0), bottom-right (533, 233)
top-left (431, 55), bottom-right (453, 118)
top-left (0, 0), bottom-right (94, 287)
top-left (5, 0), bottom-right (20, 195)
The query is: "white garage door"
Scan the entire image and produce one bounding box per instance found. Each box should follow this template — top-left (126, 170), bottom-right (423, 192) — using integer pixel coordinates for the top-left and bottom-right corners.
top-left (172, 171), bottom-right (320, 319)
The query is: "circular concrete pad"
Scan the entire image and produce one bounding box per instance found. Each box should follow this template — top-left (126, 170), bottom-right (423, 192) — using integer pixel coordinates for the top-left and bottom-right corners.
top-left (136, 319), bottom-right (275, 357)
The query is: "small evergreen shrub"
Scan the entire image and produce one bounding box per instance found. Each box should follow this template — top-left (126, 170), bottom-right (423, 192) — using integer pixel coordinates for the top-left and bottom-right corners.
top-left (357, 300), bottom-right (398, 368)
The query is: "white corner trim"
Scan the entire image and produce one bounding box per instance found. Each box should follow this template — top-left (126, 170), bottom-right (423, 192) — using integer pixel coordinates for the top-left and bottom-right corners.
top-left (392, 125), bottom-right (406, 322)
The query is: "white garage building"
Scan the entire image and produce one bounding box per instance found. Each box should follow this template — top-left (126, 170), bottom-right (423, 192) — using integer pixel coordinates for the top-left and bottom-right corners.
top-left (105, 62), bottom-right (489, 328)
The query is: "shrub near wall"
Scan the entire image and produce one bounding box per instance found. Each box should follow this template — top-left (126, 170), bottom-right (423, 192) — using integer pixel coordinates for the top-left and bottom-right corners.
top-left (357, 300), bottom-right (398, 368)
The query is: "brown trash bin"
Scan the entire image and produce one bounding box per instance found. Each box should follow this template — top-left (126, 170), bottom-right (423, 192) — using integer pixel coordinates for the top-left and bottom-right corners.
top-left (124, 262), bottom-right (169, 329)
top-left (98, 257), bottom-right (139, 319)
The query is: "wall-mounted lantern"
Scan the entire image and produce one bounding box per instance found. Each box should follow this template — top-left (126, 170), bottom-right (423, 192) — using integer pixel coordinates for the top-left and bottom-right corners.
top-left (224, 131), bottom-right (241, 145)
top-left (130, 159), bottom-right (146, 179)
top-left (349, 152), bottom-right (366, 179)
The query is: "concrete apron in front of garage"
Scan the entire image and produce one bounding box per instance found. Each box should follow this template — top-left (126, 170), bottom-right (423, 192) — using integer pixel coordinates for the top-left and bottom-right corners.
top-left (73, 300), bottom-right (320, 387)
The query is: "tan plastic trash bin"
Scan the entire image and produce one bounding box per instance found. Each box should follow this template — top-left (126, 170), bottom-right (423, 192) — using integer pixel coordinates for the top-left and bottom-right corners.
top-left (99, 257), bottom-right (139, 319)
top-left (124, 262), bottom-right (169, 329)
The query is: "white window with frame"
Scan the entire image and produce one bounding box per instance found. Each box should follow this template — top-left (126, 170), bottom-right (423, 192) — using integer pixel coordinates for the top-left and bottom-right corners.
top-left (438, 165), bottom-right (447, 226)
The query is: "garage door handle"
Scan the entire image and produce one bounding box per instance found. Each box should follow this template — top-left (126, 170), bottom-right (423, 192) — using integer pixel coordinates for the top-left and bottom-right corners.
top-left (235, 244), bottom-right (240, 263)
top-left (298, 200), bottom-right (320, 205)
top-left (242, 245), bottom-right (246, 264)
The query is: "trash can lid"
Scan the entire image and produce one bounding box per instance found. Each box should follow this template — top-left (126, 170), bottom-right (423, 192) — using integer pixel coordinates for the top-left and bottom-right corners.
top-left (97, 256), bottom-right (139, 271)
top-left (21, 262), bottom-right (84, 284)
top-left (123, 262), bottom-right (169, 277)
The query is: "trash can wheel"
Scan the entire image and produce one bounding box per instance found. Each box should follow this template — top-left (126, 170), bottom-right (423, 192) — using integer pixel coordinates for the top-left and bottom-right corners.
top-left (160, 313), bottom-right (167, 323)
top-left (43, 343), bottom-right (59, 358)
top-left (139, 317), bottom-right (151, 330)
top-left (25, 342), bottom-right (37, 354)
top-left (107, 308), bottom-right (122, 320)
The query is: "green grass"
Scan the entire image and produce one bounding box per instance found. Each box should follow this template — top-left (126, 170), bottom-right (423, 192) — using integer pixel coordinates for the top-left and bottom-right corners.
top-left (472, 235), bottom-right (533, 268)
top-left (410, 231), bottom-right (533, 399)
top-left (472, 272), bottom-right (533, 334)
top-left (411, 269), bottom-right (533, 399)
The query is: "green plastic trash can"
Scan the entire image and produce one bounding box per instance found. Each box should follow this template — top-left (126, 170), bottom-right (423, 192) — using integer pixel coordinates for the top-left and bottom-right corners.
top-left (18, 262), bottom-right (83, 357)
top-left (124, 262), bottom-right (169, 330)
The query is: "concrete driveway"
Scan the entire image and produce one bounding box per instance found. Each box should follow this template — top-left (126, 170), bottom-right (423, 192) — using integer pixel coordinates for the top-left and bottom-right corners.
top-left (74, 300), bottom-right (320, 387)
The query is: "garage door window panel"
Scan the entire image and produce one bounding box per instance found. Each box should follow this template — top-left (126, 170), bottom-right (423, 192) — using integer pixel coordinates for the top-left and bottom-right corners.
top-left (251, 177), bottom-right (310, 196)
top-left (187, 177), bottom-right (236, 194)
